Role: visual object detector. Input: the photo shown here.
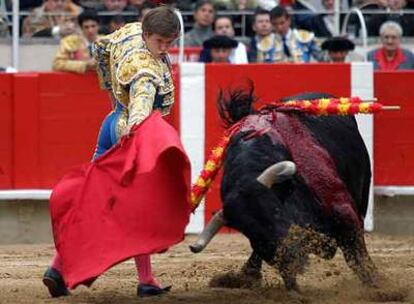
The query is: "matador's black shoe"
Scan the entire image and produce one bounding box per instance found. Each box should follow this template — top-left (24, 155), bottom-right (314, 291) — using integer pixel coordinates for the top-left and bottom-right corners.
top-left (42, 267), bottom-right (70, 298)
top-left (137, 284), bottom-right (172, 297)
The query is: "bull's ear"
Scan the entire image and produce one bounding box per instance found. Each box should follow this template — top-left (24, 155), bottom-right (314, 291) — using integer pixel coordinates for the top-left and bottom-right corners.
top-left (256, 161), bottom-right (296, 188)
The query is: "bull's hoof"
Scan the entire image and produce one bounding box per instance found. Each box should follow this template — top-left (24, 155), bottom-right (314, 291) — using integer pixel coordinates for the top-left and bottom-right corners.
top-left (209, 271), bottom-right (262, 289)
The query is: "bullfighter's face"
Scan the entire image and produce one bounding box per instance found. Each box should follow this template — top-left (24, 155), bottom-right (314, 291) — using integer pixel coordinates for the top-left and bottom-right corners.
top-left (144, 32), bottom-right (178, 59)
top-left (253, 14), bottom-right (272, 37)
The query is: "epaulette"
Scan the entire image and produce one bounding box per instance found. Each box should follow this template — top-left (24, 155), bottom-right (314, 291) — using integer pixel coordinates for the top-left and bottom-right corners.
top-left (116, 50), bottom-right (162, 85)
top-left (61, 34), bottom-right (83, 52)
top-left (294, 29), bottom-right (315, 44)
top-left (110, 22), bottom-right (142, 44)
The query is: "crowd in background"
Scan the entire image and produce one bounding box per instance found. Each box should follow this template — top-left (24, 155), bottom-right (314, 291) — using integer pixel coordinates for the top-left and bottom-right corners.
top-left (1, 0), bottom-right (414, 70)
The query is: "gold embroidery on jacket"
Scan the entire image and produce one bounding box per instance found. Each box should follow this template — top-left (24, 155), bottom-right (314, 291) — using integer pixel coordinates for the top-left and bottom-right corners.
top-left (92, 22), bottom-right (175, 131)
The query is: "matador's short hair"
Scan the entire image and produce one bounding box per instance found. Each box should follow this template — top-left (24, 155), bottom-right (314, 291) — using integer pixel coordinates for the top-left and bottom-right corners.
top-left (142, 5), bottom-right (181, 38)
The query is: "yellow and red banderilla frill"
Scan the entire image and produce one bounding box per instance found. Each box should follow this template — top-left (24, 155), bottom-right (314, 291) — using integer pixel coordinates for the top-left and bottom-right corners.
top-left (268, 97), bottom-right (390, 115)
top-left (190, 130), bottom-right (233, 210)
top-left (189, 97), bottom-right (399, 211)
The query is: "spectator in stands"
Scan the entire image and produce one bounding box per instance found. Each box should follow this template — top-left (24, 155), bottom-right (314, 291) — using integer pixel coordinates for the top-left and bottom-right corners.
top-left (75, 1), bottom-right (102, 9)
top-left (306, 0), bottom-right (336, 37)
top-left (199, 35), bottom-right (238, 62)
top-left (211, 16), bottom-right (248, 63)
top-left (22, 0), bottom-right (81, 38)
top-left (270, 5), bottom-right (322, 62)
top-left (292, 0), bottom-right (347, 38)
top-left (184, 0), bottom-right (215, 46)
top-left (248, 8), bottom-right (275, 62)
top-left (129, 0), bottom-right (146, 11)
top-left (96, 0), bottom-right (136, 34)
top-left (211, 0), bottom-right (257, 12)
top-left (52, 10), bottom-right (99, 73)
top-left (366, 0), bottom-right (414, 36)
top-left (66, 0), bottom-right (83, 16)
top-left (321, 36), bottom-right (363, 62)
top-left (108, 15), bottom-right (126, 32)
top-left (171, 0), bottom-right (193, 10)
top-left (228, 0), bottom-right (258, 36)
top-left (367, 21), bottom-right (414, 70)
top-left (231, 0), bottom-right (259, 10)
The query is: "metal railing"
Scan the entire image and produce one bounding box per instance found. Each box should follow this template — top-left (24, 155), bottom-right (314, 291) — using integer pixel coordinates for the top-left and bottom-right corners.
top-left (4, 2), bottom-right (414, 69)
top-left (341, 7), bottom-right (368, 60)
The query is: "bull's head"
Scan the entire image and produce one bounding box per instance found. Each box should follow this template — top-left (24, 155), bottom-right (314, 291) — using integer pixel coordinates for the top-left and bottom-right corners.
top-left (190, 161), bottom-right (296, 254)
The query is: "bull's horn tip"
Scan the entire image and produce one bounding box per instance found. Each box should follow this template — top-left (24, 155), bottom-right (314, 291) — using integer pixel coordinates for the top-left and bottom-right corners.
top-left (189, 244), bottom-right (203, 253)
top-left (284, 161), bottom-right (296, 174)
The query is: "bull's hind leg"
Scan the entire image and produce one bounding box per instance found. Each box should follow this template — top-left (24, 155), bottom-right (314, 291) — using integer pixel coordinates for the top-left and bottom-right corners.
top-left (337, 231), bottom-right (379, 287)
top-left (305, 230), bottom-right (338, 260)
top-left (273, 226), bottom-right (337, 291)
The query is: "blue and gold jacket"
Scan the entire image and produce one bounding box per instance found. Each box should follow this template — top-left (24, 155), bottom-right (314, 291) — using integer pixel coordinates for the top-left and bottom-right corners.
top-left (93, 22), bottom-right (174, 134)
top-left (250, 29), bottom-right (322, 63)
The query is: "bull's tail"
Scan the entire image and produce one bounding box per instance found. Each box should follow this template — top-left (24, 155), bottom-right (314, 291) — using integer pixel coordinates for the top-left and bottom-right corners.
top-left (217, 81), bottom-right (256, 127)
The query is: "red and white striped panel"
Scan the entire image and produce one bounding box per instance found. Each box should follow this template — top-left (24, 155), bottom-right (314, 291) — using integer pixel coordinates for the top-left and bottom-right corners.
top-left (180, 63), bottom-right (374, 233)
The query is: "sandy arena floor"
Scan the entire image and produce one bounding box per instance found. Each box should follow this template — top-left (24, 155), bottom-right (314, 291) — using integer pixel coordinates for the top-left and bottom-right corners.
top-left (0, 233), bottom-right (413, 304)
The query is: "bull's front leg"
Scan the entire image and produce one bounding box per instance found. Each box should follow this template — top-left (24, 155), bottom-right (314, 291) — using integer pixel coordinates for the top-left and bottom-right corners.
top-left (337, 231), bottom-right (379, 287)
top-left (272, 226), bottom-right (309, 292)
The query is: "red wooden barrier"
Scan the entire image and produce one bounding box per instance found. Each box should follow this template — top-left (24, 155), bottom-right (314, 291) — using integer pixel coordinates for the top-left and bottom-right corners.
top-left (0, 69), bottom-right (181, 189)
top-left (1, 68), bottom-right (413, 199)
top-left (0, 74), bottom-right (13, 188)
top-left (168, 47), bottom-right (202, 64)
top-left (374, 72), bottom-right (414, 185)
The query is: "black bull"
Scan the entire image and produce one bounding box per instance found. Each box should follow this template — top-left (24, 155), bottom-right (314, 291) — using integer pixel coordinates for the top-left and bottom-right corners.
top-left (190, 89), bottom-right (378, 291)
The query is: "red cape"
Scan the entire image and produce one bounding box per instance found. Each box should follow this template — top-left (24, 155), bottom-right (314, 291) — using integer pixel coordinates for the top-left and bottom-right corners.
top-left (50, 112), bottom-right (192, 289)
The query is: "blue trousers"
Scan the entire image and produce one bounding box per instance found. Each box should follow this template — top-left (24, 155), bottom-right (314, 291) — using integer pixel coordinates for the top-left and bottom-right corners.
top-left (93, 102), bottom-right (126, 160)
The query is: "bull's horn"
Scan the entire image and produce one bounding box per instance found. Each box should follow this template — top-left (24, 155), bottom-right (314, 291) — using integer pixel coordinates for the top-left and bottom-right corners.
top-left (256, 161), bottom-right (296, 188)
top-left (189, 210), bottom-right (226, 253)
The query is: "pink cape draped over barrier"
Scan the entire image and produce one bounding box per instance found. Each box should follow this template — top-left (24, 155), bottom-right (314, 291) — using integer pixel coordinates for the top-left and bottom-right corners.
top-left (49, 112), bottom-right (192, 289)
